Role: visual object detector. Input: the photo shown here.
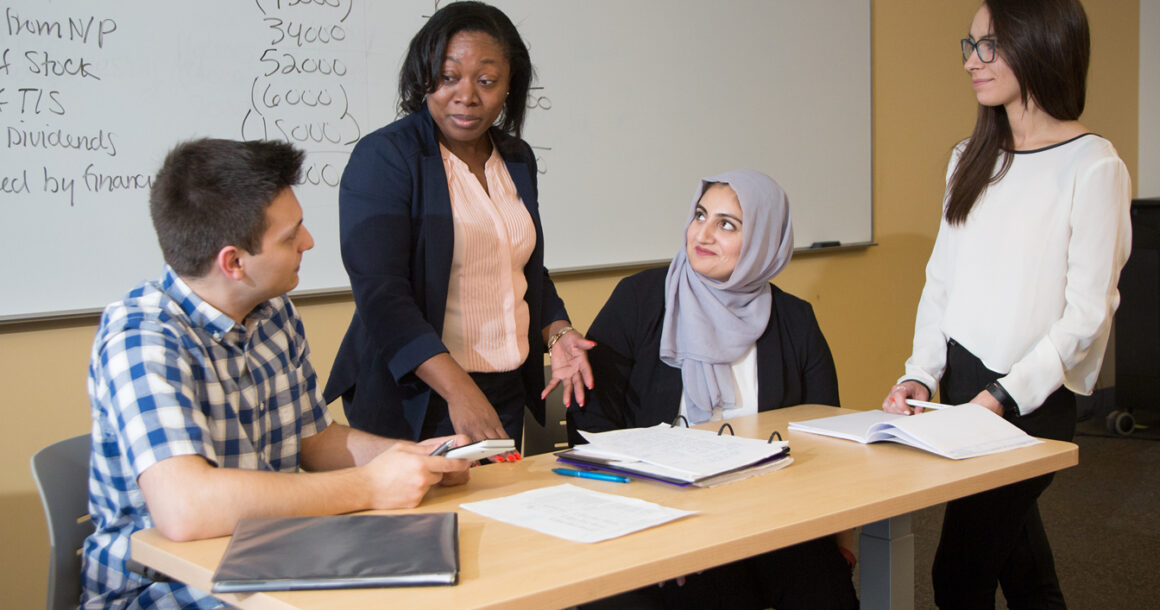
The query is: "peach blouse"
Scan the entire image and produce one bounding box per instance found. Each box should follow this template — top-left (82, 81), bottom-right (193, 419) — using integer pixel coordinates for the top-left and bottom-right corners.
top-left (440, 142), bottom-right (535, 373)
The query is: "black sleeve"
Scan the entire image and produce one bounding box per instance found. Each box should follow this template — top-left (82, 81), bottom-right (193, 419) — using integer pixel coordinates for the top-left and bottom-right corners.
top-left (800, 303), bottom-right (841, 407)
top-left (565, 275), bottom-right (646, 444)
top-left (337, 133), bottom-right (447, 381)
top-left (517, 138), bottom-right (570, 338)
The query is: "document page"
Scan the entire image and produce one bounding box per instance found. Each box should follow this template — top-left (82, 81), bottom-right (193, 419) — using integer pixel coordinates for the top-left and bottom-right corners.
top-left (575, 424), bottom-right (789, 477)
top-left (885, 404), bottom-right (1041, 459)
top-left (787, 409), bottom-right (902, 442)
top-left (460, 484), bottom-right (696, 543)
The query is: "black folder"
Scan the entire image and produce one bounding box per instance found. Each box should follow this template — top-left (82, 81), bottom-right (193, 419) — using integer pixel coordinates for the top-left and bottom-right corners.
top-left (211, 513), bottom-right (459, 593)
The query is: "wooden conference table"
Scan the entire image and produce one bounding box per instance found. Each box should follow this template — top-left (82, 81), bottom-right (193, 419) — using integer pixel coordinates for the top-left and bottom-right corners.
top-left (131, 405), bottom-right (1077, 610)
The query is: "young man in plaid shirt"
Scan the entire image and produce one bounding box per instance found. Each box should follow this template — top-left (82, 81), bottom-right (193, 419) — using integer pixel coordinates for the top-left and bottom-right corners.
top-left (82, 138), bottom-right (471, 609)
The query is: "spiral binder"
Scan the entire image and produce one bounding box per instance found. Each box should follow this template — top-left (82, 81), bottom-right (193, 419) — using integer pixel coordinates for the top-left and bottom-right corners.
top-left (557, 420), bottom-right (793, 487)
top-left (669, 416), bottom-right (783, 444)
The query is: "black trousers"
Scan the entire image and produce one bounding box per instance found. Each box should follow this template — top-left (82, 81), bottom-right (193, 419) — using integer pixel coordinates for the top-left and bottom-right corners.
top-left (420, 369), bottom-right (527, 448)
top-left (932, 339), bottom-right (1074, 609)
top-left (580, 536), bottom-right (857, 610)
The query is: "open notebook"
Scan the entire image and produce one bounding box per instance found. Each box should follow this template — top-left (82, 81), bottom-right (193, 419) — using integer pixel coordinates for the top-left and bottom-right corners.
top-left (787, 403), bottom-right (1041, 459)
top-left (211, 513), bottom-right (458, 593)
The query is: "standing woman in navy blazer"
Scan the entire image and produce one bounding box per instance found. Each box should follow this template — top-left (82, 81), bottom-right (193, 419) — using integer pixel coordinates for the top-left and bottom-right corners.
top-left (325, 1), bottom-right (593, 447)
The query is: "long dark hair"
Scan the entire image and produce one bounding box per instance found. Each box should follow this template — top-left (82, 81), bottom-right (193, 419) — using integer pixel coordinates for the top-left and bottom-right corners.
top-left (397, 1), bottom-right (533, 141)
top-left (945, 0), bottom-right (1089, 224)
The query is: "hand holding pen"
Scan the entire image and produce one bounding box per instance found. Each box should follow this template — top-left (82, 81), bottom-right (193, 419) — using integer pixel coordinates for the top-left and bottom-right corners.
top-left (883, 380), bottom-right (930, 415)
top-left (904, 399), bottom-right (951, 411)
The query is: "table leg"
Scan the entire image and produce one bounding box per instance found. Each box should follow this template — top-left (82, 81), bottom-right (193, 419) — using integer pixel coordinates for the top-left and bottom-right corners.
top-left (859, 514), bottom-right (914, 610)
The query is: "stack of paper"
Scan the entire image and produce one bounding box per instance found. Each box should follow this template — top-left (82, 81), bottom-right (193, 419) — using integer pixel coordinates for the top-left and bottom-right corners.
top-left (787, 403), bottom-right (1041, 459)
top-left (557, 424), bottom-right (792, 487)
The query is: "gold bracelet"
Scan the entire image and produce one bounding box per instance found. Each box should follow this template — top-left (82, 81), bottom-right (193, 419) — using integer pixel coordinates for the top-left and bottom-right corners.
top-left (546, 325), bottom-right (576, 356)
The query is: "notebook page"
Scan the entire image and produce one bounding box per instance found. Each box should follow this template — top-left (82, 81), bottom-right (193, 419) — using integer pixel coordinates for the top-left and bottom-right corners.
top-left (883, 403), bottom-right (1041, 459)
top-left (788, 409), bottom-right (906, 442)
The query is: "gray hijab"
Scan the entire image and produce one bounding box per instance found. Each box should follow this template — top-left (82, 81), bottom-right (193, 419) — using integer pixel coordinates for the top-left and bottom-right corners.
top-left (659, 169), bottom-right (794, 424)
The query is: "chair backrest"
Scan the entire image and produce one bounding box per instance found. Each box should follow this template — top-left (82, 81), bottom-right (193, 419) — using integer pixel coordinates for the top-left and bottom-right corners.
top-left (522, 365), bottom-right (571, 456)
top-left (30, 434), bottom-right (94, 610)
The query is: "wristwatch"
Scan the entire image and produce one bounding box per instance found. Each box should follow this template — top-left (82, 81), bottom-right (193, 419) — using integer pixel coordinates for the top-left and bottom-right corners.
top-left (985, 381), bottom-right (1020, 418)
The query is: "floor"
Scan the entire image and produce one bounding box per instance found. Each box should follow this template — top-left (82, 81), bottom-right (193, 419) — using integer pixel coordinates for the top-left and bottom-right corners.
top-left (893, 412), bottom-right (1160, 609)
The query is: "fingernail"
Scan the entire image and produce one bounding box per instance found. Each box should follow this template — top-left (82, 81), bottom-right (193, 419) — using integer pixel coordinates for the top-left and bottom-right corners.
top-left (512, 452), bottom-right (522, 461)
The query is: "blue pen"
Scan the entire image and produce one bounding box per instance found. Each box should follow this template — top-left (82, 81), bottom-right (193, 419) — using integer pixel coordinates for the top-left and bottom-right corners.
top-left (552, 467), bottom-right (630, 484)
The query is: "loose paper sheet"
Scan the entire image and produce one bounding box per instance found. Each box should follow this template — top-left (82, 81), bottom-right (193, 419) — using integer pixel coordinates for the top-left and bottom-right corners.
top-left (460, 484), bottom-right (696, 543)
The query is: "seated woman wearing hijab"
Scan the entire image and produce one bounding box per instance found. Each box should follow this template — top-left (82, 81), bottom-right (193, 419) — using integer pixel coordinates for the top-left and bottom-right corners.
top-left (568, 170), bottom-right (857, 610)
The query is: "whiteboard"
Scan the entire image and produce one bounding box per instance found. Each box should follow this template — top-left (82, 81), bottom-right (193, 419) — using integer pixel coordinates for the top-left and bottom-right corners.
top-left (0, 0), bottom-right (871, 320)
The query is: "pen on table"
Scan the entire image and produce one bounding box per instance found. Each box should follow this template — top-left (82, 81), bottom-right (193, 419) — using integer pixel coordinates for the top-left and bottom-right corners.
top-left (552, 468), bottom-right (630, 484)
top-left (429, 439), bottom-right (455, 457)
top-left (905, 399), bottom-right (952, 411)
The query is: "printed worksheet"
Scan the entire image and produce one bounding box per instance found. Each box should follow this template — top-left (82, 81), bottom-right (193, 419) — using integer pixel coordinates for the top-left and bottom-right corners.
top-left (460, 484), bottom-right (696, 543)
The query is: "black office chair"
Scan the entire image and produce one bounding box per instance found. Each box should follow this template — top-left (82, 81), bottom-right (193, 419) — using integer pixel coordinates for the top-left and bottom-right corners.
top-left (522, 365), bottom-right (571, 456)
top-left (30, 434), bottom-right (94, 610)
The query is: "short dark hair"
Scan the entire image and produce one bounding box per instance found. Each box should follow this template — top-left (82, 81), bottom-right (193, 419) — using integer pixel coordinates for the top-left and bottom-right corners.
top-left (149, 139), bottom-right (304, 277)
top-left (397, 1), bottom-right (533, 140)
top-left (945, 0), bottom-right (1089, 224)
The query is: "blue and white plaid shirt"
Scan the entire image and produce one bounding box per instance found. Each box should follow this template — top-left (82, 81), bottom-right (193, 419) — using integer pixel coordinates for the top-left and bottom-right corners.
top-left (82, 266), bottom-right (332, 609)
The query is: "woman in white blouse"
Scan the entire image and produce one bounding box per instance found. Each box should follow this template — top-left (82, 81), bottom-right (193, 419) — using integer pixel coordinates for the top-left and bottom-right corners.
top-left (882, 1), bottom-right (1131, 607)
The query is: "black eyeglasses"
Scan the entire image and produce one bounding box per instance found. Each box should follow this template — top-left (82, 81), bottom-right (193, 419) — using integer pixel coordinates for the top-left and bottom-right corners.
top-left (961, 38), bottom-right (998, 63)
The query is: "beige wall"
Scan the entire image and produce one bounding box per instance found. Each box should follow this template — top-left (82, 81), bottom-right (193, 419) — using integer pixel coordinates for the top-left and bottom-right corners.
top-left (0, 1), bottom-right (1139, 606)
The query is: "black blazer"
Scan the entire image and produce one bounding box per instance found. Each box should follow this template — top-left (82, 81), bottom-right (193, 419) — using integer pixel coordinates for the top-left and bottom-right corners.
top-left (567, 268), bottom-right (839, 444)
top-left (324, 107), bottom-right (568, 440)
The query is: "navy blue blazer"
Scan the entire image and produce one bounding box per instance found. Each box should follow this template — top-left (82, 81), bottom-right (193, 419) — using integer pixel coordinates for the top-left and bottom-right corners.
top-left (566, 268), bottom-right (839, 444)
top-left (324, 107), bottom-right (568, 440)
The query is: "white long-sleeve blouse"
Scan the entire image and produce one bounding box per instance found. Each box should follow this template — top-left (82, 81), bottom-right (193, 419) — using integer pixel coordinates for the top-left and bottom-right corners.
top-left (903, 133), bottom-right (1132, 415)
